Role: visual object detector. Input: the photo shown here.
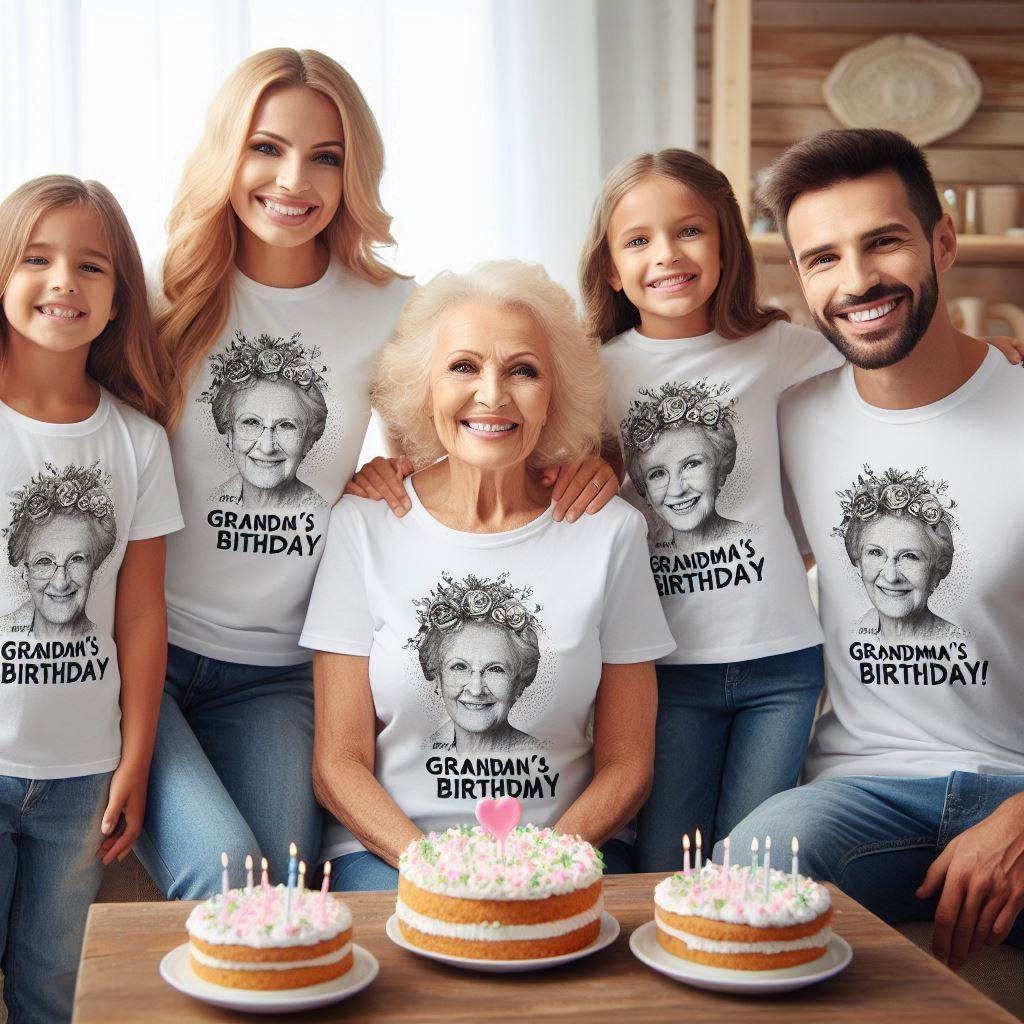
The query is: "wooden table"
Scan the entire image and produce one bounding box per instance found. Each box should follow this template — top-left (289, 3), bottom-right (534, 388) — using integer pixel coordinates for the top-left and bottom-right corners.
top-left (74, 874), bottom-right (1017, 1023)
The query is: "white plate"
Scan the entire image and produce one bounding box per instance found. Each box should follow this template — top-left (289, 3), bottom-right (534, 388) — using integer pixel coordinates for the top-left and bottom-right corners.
top-left (629, 920), bottom-right (852, 994)
top-left (385, 910), bottom-right (619, 973)
top-left (159, 941), bottom-right (379, 1014)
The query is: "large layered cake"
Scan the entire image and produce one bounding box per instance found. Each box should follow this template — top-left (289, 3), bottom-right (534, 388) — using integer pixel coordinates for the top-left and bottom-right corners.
top-left (396, 824), bottom-right (604, 960)
top-left (654, 862), bottom-right (833, 970)
top-left (186, 884), bottom-right (353, 990)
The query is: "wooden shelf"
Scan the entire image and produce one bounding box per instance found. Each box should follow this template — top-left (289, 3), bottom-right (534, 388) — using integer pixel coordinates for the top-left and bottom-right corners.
top-left (749, 232), bottom-right (1024, 265)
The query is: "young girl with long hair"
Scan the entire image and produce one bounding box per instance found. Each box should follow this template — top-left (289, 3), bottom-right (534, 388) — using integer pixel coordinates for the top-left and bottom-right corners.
top-left (581, 149), bottom-right (1021, 873)
top-left (0, 176), bottom-right (181, 1022)
top-left (138, 48), bottom-right (414, 897)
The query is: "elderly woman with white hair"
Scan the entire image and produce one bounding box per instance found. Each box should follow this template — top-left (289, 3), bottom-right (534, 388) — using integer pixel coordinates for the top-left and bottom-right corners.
top-left (300, 260), bottom-right (675, 891)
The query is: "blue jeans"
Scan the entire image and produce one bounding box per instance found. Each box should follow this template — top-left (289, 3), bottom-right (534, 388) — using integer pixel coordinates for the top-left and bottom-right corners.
top-left (329, 838), bottom-right (636, 892)
top-left (720, 772), bottom-right (1024, 948)
top-left (135, 645), bottom-right (323, 899)
top-left (634, 645), bottom-right (824, 872)
top-left (0, 771), bottom-right (111, 1024)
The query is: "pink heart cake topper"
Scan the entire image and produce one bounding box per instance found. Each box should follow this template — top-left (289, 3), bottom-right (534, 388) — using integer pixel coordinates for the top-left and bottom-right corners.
top-left (475, 796), bottom-right (522, 849)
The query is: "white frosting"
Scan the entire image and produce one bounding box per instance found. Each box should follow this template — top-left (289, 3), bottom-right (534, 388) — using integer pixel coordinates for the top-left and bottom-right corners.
top-left (190, 942), bottom-right (352, 972)
top-left (658, 917), bottom-right (832, 955)
top-left (399, 825), bottom-right (603, 901)
top-left (654, 863), bottom-right (830, 927)
top-left (396, 896), bottom-right (603, 941)
top-left (186, 885), bottom-right (352, 948)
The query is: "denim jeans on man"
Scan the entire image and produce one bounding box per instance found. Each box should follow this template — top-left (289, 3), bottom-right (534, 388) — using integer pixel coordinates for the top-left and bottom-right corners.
top-left (135, 644), bottom-right (323, 898)
top-left (634, 645), bottom-right (823, 873)
top-left (0, 771), bottom-right (111, 1023)
top-left (720, 771), bottom-right (1024, 947)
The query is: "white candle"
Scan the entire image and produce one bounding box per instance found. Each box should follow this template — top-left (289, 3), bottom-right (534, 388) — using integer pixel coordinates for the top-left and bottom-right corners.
top-left (220, 852), bottom-right (229, 899)
top-left (694, 828), bottom-right (703, 878)
top-left (747, 838), bottom-right (758, 901)
top-left (763, 836), bottom-right (772, 900)
top-left (791, 836), bottom-right (799, 897)
top-left (245, 853), bottom-right (254, 892)
top-left (682, 834), bottom-right (691, 877)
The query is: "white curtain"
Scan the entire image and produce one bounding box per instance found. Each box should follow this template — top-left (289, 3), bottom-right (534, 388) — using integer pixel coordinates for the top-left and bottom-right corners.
top-left (0, 0), bottom-right (695, 294)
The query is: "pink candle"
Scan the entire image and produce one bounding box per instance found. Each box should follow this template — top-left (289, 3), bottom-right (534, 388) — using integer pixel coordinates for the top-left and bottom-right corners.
top-left (297, 860), bottom-right (306, 918)
top-left (260, 856), bottom-right (271, 926)
top-left (695, 828), bottom-right (703, 877)
top-left (319, 860), bottom-right (331, 924)
top-left (245, 853), bottom-right (254, 893)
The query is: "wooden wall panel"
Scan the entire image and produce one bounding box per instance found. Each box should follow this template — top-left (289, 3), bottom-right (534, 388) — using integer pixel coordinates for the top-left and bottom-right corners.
top-left (696, 1), bottom-right (1024, 188)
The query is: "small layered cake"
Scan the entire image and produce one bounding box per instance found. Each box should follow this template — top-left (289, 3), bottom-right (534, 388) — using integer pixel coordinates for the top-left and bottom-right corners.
top-left (654, 863), bottom-right (833, 970)
top-left (396, 824), bottom-right (603, 960)
top-left (186, 885), bottom-right (353, 990)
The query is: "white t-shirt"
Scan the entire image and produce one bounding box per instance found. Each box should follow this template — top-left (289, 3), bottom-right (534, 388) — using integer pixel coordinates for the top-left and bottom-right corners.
top-left (603, 321), bottom-right (842, 664)
top-left (299, 477), bottom-right (676, 860)
top-left (163, 262), bottom-right (414, 665)
top-left (780, 349), bottom-right (1024, 780)
top-left (0, 391), bottom-right (182, 779)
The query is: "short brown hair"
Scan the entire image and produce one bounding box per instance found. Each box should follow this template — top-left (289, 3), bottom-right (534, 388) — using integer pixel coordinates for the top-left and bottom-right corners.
top-left (579, 149), bottom-right (787, 343)
top-left (757, 129), bottom-right (943, 252)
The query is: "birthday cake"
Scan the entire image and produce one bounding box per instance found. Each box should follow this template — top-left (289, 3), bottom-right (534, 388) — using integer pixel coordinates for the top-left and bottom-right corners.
top-left (185, 881), bottom-right (353, 990)
top-left (396, 823), bottom-right (604, 960)
top-left (653, 859), bottom-right (833, 970)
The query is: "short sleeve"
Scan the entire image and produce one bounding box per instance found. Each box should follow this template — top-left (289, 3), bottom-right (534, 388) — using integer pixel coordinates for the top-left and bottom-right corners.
top-left (775, 321), bottom-right (845, 392)
top-left (299, 498), bottom-right (374, 655)
top-left (599, 509), bottom-right (676, 663)
top-left (128, 425), bottom-right (184, 541)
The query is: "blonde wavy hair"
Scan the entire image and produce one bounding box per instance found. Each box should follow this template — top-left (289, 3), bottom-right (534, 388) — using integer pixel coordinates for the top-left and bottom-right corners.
top-left (372, 261), bottom-right (606, 470)
top-left (0, 175), bottom-right (171, 425)
top-left (579, 149), bottom-right (786, 343)
top-left (157, 48), bottom-right (399, 430)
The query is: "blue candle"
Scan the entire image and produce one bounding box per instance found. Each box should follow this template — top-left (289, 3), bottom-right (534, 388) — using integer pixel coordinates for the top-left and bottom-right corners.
top-left (283, 842), bottom-right (298, 923)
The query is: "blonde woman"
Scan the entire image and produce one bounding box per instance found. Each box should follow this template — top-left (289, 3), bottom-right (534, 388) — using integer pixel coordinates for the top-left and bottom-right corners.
top-left (300, 261), bottom-right (674, 890)
top-left (136, 49), bottom-right (414, 898)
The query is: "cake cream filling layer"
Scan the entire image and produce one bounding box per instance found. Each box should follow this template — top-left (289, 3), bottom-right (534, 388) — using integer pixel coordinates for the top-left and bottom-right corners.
top-left (190, 941), bottom-right (352, 972)
top-left (396, 897), bottom-right (603, 941)
top-left (657, 917), bottom-right (832, 955)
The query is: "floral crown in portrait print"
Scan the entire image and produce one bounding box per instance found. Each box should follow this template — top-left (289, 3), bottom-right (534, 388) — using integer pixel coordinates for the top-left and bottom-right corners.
top-left (405, 572), bottom-right (543, 650)
top-left (3, 462), bottom-right (115, 537)
top-left (197, 331), bottom-right (329, 405)
top-left (833, 465), bottom-right (956, 539)
top-left (620, 379), bottom-right (735, 457)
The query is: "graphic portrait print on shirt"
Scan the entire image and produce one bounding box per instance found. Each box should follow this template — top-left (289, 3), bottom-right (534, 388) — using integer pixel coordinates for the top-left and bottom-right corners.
top-left (620, 379), bottom-right (763, 598)
top-left (834, 464), bottom-right (987, 687)
top-left (199, 330), bottom-right (331, 509)
top-left (0, 463), bottom-right (115, 684)
top-left (196, 331), bottom-right (332, 560)
top-left (406, 572), bottom-right (558, 803)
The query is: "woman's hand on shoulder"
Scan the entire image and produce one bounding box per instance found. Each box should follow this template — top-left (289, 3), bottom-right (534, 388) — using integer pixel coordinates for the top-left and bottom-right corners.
top-left (984, 335), bottom-right (1024, 365)
top-left (344, 456), bottom-right (414, 516)
top-left (541, 454), bottom-right (620, 523)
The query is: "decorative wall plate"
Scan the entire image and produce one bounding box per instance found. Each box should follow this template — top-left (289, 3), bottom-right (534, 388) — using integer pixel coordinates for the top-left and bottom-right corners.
top-left (823, 34), bottom-right (982, 146)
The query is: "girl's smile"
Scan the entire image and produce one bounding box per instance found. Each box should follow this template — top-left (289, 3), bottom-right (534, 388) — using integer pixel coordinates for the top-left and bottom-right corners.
top-left (606, 174), bottom-right (721, 340)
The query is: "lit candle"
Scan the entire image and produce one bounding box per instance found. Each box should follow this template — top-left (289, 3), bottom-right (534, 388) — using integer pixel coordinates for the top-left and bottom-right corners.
top-left (297, 860), bottom-right (306, 916)
top-left (791, 836), bottom-right (799, 897)
top-left (682, 834), bottom-right (691, 877)
top-left (245, 853), bottom-right (254, 893)
top-left (319, 860), bottom-right (331, 923)
top-left (763, 835), bottom-right (772, 901)
top-left (695, 828), bottom-right (703, 878)
top-left (284, 842), bottom-right (298, 924)
top-left (221, 851), bottom-right (229, 899)
top-left (260, 856), bottom-right (270, 925)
